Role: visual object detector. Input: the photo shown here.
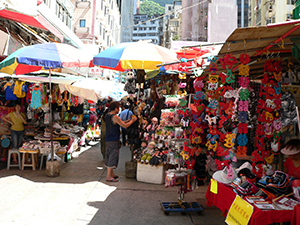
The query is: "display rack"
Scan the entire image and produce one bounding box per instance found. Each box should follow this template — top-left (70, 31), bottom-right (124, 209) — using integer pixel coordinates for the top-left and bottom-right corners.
top-left (160, 139), bottom-right (204, 215)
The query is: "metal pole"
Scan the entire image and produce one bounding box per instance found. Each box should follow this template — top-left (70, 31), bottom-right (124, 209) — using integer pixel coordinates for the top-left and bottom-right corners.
top-left (241, 0), bottom-right (244, 28)
top-left (49, 69), bottom-right (54, 161)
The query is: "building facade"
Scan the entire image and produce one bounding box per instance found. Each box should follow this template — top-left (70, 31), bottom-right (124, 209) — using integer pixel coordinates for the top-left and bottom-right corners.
top-left (237, 0), bottom-right (249, 27)
top-left (132, 14), bottom-right (163, 45)
top-left (71, 0), bottom-right (121, 55)
top-left (162, 1), bottom-right (182, 48)
top-left (181, 0), bottom-right (237, 43)
top-left (248, 0), bottom-right (296, 26)
top-left (120, 0), bottom-right (135, 43)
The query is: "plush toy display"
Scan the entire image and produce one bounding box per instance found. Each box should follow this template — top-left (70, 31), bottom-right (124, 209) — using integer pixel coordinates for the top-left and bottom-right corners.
top-left (146, 117), bottom-right (159, 141)
top-left (141, 141), bottom-right (156, 163)
top-left (133, 141), bottom-right (147, 161)
top-left (135, 69), bottom-right (146, 91)
top-left (124, 71), bottom-right (136, 94)
top-left (150, 147), bottom-right (163, 166)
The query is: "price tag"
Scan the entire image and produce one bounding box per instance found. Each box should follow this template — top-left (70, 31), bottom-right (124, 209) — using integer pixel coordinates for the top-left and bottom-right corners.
top-left (210, 178), bottom-right (218, 194)
top-left (225, 195), bottom-right (253, 225)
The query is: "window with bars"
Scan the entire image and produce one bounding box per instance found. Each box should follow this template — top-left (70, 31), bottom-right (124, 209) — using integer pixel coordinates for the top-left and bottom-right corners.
top-left (80, 19), bottom-right (86, 27)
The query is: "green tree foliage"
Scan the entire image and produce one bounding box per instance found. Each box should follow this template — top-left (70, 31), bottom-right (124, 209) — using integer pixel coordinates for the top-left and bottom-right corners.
top-left (151, 0), bottom-right (176, 6)
top-left (140, 0), bottom-right (164, 16)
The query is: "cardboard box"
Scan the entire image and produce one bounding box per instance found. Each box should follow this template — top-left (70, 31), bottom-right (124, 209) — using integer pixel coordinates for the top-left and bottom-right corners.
top-left (137, 162), bottom-right (166, 184)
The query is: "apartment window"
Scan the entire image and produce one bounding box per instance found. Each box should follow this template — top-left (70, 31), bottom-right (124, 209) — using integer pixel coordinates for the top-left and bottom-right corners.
top-left (287, 0), bottom-right (296, 4)
top-left (81, 0), bottom-right (87, 1)
top-left (80, 19), bottom-right (86, 27)
top-left (168, 6), bottom-right (172, 10)
top-left (101, 0), bottom-right (103, 10)
top-left (287, 14), bottom-right (293, 19)
top-left (44, 0), bottom-right (51, 7)
top-left (99, 23), bottom-right (102, 35)
top-left (103, 29), bottom-right (105, 40)
top-left (151, 20), bottom-right (155, 24)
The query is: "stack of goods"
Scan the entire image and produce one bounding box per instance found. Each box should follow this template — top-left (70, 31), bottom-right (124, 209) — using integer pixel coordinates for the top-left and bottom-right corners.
top-left (213, 162), bottom-right (300, 210)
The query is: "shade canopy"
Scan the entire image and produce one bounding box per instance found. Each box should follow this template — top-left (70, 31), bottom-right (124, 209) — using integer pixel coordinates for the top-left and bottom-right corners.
top-left (0, 43), bottom-right (93, 75)
top-left (59, 79), bottom-right (127, 102)
top-left (205, 19), bottom-right (300, 77)
top-left (93, 42), bottom-right (178, 71)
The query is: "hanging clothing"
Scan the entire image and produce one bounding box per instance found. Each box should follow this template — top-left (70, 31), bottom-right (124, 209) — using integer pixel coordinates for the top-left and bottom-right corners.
top-left (26, 84), bottom-right (34, 104)
top-left (4, 82), bottom-right (17, 100)
top-left (53, 85), bottom-right (62, 105)
top-left (13, 81), bottom-right (28, 98)
top-left (30, 86), bottom-right (42, 109)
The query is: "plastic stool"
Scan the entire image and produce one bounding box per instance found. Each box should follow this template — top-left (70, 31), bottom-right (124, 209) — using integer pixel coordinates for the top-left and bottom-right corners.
top-left (19, 149), bottom-right (39, 170)
top-left (39, 153), bottom-right (47, 170)
top-left (7, 148), bottom-right (21, 170)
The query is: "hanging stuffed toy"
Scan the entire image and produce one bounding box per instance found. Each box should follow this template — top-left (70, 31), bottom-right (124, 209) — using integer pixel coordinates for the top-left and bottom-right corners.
top-left (135, 69), bottom-right (146, 92)
top-left (124, 71), bottom-right (136, 94)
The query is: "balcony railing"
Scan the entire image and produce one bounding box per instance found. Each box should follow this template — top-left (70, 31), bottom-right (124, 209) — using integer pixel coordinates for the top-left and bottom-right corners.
top-left (75, 1), bottom-right (91, 8)
top-left (74, 27), bottom-right (89, 33)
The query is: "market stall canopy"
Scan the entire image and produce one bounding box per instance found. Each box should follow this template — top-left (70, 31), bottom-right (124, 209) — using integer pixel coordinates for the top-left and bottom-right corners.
top-left (92, 41), bottom-right (178, 72)
top-left (0, 43), bottom-right (93, 75)
top-left (158, 41), bottom-right (223, 72)
top-left (15, 74), bottom-right (83, 85)
top-left (206, 19), bottom-right (300, 77)
top-left (59, 79), bottom-right (127, 102)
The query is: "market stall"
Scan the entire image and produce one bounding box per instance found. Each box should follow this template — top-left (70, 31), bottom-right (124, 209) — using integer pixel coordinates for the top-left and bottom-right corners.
top-left (183, 19), bottom-right (300, 224)
top-left (109, 20), bottom-right (300, 220)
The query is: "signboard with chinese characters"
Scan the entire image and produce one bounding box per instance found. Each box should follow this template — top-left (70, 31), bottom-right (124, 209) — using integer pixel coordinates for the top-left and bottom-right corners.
top-left (89, 67), bottom-right (103, 77)
top-left (225, 195), bottom-right (253, 225)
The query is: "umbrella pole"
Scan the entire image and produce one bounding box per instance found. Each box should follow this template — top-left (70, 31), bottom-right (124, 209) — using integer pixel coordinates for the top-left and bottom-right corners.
top-left (46, 69), bottom-right (60, 177)
top-left (49, 70), bottom-right (54, 161)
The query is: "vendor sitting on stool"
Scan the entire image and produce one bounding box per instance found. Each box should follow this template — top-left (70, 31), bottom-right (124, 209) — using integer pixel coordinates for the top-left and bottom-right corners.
top-left (281, 139), bottom-right (300, 179)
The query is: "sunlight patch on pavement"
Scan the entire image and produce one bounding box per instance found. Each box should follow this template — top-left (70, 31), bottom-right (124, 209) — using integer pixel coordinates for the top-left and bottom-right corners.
top-left (0, 175), bottom-right (116, 224)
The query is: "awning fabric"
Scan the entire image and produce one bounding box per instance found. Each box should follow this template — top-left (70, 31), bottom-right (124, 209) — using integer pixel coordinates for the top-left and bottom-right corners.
top-left (210, 19), bottom-right (300, 76)
top-left (35, 15), bottom-right (64, 41)
top-left (16, 74), bottom-right (83, 85)
top-left (59, 79), bottom-right (127, 102)
top-left (0, 9), bottom-right (46, 30)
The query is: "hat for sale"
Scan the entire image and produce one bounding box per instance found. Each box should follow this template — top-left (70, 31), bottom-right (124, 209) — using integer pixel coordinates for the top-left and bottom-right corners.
top-left (148, 141), bottom-right (156, 146)
top-left (235, 162), bottom-right (253, 173)
top-left (281, 145), bottom-right (300, 155)
top-left (212, 165), bottom-right (237, 184)
top-left (152, 117), bottom-right (158, 122)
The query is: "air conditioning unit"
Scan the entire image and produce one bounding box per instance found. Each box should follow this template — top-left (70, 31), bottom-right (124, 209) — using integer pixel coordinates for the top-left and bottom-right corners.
top-left (265, 0), bottom-right (276, 20)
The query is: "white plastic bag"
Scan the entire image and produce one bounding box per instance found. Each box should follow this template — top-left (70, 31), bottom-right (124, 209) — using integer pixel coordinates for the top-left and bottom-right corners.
top-left (47, 153), bottom-right (61, 161)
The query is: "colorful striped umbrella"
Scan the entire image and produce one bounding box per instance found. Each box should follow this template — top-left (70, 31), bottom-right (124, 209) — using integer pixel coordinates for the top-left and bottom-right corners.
top-left (0, 43), bottom-right (93, 75)
top-left (92, 42), bottom-right (178, 71)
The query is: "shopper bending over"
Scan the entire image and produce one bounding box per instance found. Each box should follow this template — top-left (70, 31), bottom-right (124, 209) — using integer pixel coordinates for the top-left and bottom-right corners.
top-left (2, 103), bottom-right (27, 164)
top-left (105, 101), bottom-right (137, 182)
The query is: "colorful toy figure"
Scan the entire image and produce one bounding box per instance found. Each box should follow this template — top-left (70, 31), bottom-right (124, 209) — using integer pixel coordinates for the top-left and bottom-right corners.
top-left (141, 141), bottom-right (156, 163)
top-left (146, 117), bottom-right (159, 140)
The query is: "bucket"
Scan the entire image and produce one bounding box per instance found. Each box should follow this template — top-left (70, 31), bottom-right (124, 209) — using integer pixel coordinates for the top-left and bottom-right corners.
top-left (125, 161), bottom-right (137, 178)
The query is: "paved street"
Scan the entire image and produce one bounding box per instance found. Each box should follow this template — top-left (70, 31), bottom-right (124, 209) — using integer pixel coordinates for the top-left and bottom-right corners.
top-left (0, 142), bottom-right (225, 225)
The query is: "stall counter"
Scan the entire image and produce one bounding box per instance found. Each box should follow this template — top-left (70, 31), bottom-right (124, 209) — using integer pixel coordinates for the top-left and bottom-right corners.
top-left (205, 180), bottom-right (293, 225)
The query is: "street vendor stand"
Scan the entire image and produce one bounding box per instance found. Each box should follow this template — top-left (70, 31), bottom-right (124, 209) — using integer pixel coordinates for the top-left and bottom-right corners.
top-left (196, 19), bottom-right (300, 224)
top-left (205, 180), bottom-right (293, 225)
top-left (154, 19), bottom-right (300, 223)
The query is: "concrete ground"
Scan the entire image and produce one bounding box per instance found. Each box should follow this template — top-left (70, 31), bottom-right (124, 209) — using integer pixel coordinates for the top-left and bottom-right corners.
top-left (0, 141), bottom-right (226, 225)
